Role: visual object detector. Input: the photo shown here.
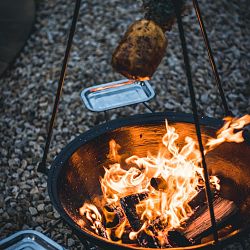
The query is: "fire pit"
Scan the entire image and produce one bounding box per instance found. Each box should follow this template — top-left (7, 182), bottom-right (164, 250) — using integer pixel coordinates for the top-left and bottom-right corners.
top-left (48, 112), bottom-right (250, 249)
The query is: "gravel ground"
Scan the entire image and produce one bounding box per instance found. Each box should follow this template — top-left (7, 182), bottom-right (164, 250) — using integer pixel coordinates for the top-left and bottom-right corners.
top-left (0, 0), bottom-right (250, 249)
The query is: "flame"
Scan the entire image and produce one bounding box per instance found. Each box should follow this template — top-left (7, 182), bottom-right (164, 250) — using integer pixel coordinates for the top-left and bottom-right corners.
top-left (206, 115), bottom-right (250, 152)
top-left (79, 203), bottom-right (109, 238)
top-left (78, 115), bottom-right (249, 244)
top-left (210, 176), bottom-right (220, 191)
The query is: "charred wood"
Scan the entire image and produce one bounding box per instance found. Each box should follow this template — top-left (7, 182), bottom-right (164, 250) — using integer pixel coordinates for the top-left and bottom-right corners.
top-left (188, 186), bottom-right (217, 210)
top-left (150, 176), bottom-right (168, 192)
top-left (121, 226), bottom-right (138, 244)
top-left (200, 225), bottom-right (234, 244)
top-left (103, 204), bottom-right (125, 228)
top-left (120, 192), bottom-right (148, 231)
top-left (94, 220), bottom-right (109, 239)
top-left (182, 196), bottom-right (237, 241)
top-left (138, 218), bottom-right (172, 248)
top-left (147, 217), bottom-right (168, 233)
top-left (137, 231), bottom-right (161, 248)
top-left (108, 225), bottom-right (138, 244)
top-left (167, 230), bottom-right (192, 247)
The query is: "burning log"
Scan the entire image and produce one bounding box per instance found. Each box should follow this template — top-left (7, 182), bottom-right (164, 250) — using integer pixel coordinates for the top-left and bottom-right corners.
top-left (120, 226), bottom-right (138, 244)
top-left (142, 218), bottom-right (172, 248)
top-left (94, 221), bottom-right (109, 239)
top-left (200, 225), bottom-right (234, 244)
top-left (103, 204), bottom-right (125, 228)
top-left (79, 203), bottom-right (108, 239)
top-left (181, 196), bottom-right (238, 242)
top-left (150, 176), bottom-right (168, 191)
top-left (137, 231), bottom-right (161, 248)
top-left (188, 186), bottom-right (217, 210)
top-left (120, 192), bottom-right (164, 248)
top-left (167, 230), bottom-right (192, 247)
top-left (107, 222), bottom-right (138, 243)
top-left (151, 176), bottom-right (218, 209)
top-left (120, 192), bottom-right (148, 231)
top-left (147, 217), bottom-right (168, 233)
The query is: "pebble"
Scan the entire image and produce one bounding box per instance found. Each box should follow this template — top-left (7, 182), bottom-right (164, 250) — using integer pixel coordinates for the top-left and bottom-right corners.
top-left (53, 210), bottom-right (60, 219)
top-left (37, 204), bottom-right (45, 212)
top-left (30, 187), bottom-right (39, 194)
top-left (0, 0), bottom-right (249, 249)
top-left (67, 238), bottom-right (75, 247)
top-left (201, 93), bottom-right (209, 104)
top-left (29, 207), bottom-right (38, 216)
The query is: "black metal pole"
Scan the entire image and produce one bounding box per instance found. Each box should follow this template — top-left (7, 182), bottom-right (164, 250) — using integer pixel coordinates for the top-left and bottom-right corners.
top-left (143, 102), bottom-right (155, 113)
top-left (38, 0), bottom-right (82, 174)
top-left (171, 0), bottom-right (219, 244)
top-left (192, 0), bottom-right (232, 117)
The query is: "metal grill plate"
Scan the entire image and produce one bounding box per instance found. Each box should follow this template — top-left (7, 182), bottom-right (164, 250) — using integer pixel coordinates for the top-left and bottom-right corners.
top-left (80, 79), bottom-right (155, 112)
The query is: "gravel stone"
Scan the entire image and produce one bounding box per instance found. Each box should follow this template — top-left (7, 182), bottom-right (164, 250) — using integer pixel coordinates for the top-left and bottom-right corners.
top-left (29, 207), bottom-right (38, 216)
top-left (53, 210), bottom-right (61, 219)
top-left (30, 187), bottom-right (39, 194)
top-left (0, 0), bottom-right (249, 249)
top-left (37, 204), bottom-right (45, 212)
top-left (68, 238), bottom-right (75, 247)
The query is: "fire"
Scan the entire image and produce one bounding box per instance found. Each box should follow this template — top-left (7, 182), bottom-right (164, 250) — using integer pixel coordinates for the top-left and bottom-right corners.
top-left (78, 115), bottom-right (249, 245)
top-left (206, 115), bottom-right (250, 151)
top-left (79, 203), bottom-right (109, 238)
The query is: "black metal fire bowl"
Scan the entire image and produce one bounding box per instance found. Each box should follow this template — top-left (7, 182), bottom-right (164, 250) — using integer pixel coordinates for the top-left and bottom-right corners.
top-left (48, 112), bottom-right (250, 250)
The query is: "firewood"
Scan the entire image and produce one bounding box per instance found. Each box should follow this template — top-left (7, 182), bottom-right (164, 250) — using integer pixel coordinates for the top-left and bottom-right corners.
top-left (93, 220), bottom-right (108, 239)
top-left (147, 217), bottom-right (168, 233)
top-left (188, 186), bottom-right (217, 210)
top-left (120, 193), bottom-right (163, 247)
top-left (150, 176), bottom-right (168, 191)
top-left (120, 192), bottom-right (148, 231)
top-left (108, 225), bottom-right (138, 244)
top-left (137, 218), bottom-right (172, 248)
top-left (121, 226), bottom-right (138, 244)
top-left (103, 204), bottom-right (125, 228)
top-left (137, 230), bottom-right (161, 248)
top-left (182, 196), bottom-right (238, 241)
top-left (200, 225), bottom-right (234, 244)
top-left (167, 230), bottom-right (192, 247)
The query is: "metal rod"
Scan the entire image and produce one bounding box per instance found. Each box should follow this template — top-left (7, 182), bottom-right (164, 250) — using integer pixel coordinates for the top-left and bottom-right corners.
top-left (143, 102), bottom-right (155, 113)
top-left (172, 0), bottom-right (219, 243)
top-left (192, 0), bottom-right (232, 117)
top-left (43, 218), bottom-right (63, 235)
top-left (37, 0), bottom-right (82, 174)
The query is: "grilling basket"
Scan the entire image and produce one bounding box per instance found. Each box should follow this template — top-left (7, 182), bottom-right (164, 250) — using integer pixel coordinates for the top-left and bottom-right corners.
top-left (37, 0), bottom-right (250, 249)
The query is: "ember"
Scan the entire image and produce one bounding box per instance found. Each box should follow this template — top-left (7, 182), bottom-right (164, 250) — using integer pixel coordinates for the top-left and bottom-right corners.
top-left (77, 115), bottom-right (250, 247)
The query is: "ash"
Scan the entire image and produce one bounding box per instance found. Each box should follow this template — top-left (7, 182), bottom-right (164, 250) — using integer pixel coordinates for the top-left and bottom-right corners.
top-left (0, 0), bottom-right (249, 249)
